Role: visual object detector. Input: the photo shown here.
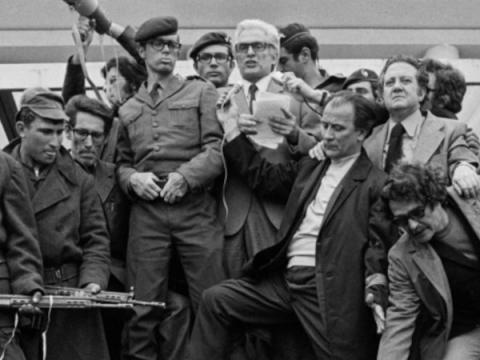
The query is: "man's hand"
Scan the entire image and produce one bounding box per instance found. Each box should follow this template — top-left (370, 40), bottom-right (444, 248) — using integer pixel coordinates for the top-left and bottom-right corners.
top-left (268, 108), bottom-right (299, 144)
top-left (282, 72), bottom-right (328, 104)
top-left (466, 127), bottom-right (480, 156)
top-left (238, 114), bottom-right (260, 135)
top-left (18, 290), bottom-right (43, 316)
top-left (217, 99), bottom-right (240, 140)
top-left (72, 16), bottom-right (95, 65)
top-left (365, 292), bottom-right (386, 334)
top-left (160, 172), bottom-right (188, 204)
top-left (84, 283), bottom-right (101, 294)
top-left (308, 141), bottom-right (326, 161)
top-left (129, 172), bottom-right (162, 200)
top-left (452, 163), bottom-right (480, 198)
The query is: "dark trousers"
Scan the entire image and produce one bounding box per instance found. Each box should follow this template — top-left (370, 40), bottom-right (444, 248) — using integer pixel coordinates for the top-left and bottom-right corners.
top-left (125, 191), bottom-right (225, 360)
top-left (0, 327), bottom-right (26, 360)
top-left (189, 266), bottom-right (330, 360)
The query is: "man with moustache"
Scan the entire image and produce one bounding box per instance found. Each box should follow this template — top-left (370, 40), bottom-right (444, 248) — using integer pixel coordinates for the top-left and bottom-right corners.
top-left (116, 16), bottom-right (225, 360)
top-left (378, 162), bottom-right (480, 359)
top-left (5, 87), bottom-right (110, 360)
top-left (363, 55), bottom-right (479, 197)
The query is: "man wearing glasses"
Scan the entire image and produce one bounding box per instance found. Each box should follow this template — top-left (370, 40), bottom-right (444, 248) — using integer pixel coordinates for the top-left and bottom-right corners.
top-left (378, 162), bottom-right (480, 360)
top-left (189, 31), bottom-right (235, 89)
top-left (116, 16), bottom-right (225, 360)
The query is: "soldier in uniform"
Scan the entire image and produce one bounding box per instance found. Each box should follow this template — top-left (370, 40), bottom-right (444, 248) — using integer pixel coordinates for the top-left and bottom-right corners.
top-left (189, 31), bottom-right (235, 89)
top-left (5, 87), bottom-right (111, 360)
top-left (116, 16), bottom-right (225, 360)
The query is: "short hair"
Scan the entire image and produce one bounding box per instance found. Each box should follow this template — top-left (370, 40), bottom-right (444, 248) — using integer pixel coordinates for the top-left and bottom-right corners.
top-left (422, 59), bottom-right (466, 115)
top-left (378, 55), bottom-right (430, 108)
top-left (278, 23), bottom-right (319, 61)
top-left (16, 107), bottom-right (38, 126)
top-left (65, 95), bottom-right (114, 136)
top-left (101, 56), bottom-right (147, 97)
top-left (234, 19), bottom-right (280, 54)
top-left (380, 162), bottom-right (448, 217)
top-left (324, 90), bottom-right (378, 137)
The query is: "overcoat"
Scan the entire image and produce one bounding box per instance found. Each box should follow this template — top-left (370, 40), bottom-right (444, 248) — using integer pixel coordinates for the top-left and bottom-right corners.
top-left (224, 135), bottom-right (390, 360)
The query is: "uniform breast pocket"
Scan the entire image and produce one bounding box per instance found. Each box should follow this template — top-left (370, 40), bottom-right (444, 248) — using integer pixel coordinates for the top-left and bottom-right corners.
top-left (167, 100), bottom-right (199, 130)
top-left (125, 108), bottom-right (146, 145)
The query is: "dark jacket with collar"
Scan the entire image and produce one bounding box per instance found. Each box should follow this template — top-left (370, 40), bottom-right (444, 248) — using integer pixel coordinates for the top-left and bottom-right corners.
top-left (378, 188), bottom-right (480, 360)
top-left (224, 134), bottom-right (391, 360)
top-left (4, 140), bottom-right (110, 289)
top-left (0, 151), bottom-right (43, 301)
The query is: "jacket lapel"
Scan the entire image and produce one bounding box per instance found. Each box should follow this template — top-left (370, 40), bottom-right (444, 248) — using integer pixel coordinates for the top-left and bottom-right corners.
top-left (411, 243), bottom-right (453, 324)
top-left (364, 124), bottom-right (387, 170)
top-left (320, 152), bottom-right (371, 228)
top-left (32, 166), bottom-right (71, 214)
top-left (413, 114), bottom-right (445, 164)
top-left (94, 161), bottom-right (115, 204)
top-left (156, 75), bottom-right (184, 105)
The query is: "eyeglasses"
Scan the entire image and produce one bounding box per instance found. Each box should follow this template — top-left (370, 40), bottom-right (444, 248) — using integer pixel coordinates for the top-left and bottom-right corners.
top-left (392, 206), bottom-right (425, 228)
top-left (73, 128), bottom-right (105, 143)
top-left (196, 53), bottom-right (231, 64)
top-left (426, 87), bottom-right (436, 93)
top-left (148, 39), bottom-right (181, 51)
top-left (235, 42), bottom-right (271, 54)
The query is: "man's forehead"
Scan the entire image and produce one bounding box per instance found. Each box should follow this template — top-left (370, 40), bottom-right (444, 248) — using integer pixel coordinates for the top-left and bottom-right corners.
top-left (348, 81), bottom-right (372, 90)
top-left (237, 28), bottom-right (268, 42)
top-left (385, 62), bottom-right (417, 77)
top-left (389, 199), bottom-right (421, 215)
top-left (29, 116), bottom-right (64, 128)
top-left (322, 102), bottom-right (354, 123)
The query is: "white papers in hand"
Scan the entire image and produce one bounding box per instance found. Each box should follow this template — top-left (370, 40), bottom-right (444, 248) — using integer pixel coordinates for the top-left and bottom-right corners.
top-left (250, 92), bottom-right (291, 149)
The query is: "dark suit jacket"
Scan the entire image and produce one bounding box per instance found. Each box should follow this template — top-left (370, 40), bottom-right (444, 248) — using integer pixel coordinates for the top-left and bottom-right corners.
top-left (364, 111), bottom-right (478, 178)
top-left (378, 188), bottom-right (480, 360)
top-left (221, 77), bottom-right (322, 236)
top-left (224, 134), bottom-right (391, 360)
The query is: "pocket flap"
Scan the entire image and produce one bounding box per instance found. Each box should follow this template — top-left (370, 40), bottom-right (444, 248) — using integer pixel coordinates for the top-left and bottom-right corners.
top-left (168, 100), bottom-right (199, 110)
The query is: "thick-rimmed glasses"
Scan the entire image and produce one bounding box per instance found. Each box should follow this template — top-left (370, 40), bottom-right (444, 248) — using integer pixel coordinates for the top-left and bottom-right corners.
top-left (73, 128), bottom-right (105, 143)
top-left (235, 42), bottom-right (272, 54)
top-left (196, 53), bottom-right (231, 64)
top-left (392, 205), bottom-right (426, 228)
top-left (148, 39), bottom-right (181, 51)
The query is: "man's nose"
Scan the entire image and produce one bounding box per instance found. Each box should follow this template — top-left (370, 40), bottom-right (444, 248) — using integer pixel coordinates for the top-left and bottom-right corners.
top-left (407, 218), bottom-right (420, 232)
top-left (323, 126), bottom-right (334, 139)
top-left (50, 133), bottom-right (62, 148)
top-left (246, 45), bottom-right (255, 56)
top-left (84, 134), bottom-right (94, 147)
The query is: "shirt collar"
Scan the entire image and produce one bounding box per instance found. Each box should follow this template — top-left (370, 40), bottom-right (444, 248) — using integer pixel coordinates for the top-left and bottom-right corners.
top-left (388, 109), bottom-right (424, 138)
top-left (330, 151), bottom-right (361, 165)
top-left (241, 73), bottom-right (272, 97)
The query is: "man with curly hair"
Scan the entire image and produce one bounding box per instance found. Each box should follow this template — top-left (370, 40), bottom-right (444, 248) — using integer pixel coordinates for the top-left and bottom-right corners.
top-left (378, 162), bottom-right (480, 360)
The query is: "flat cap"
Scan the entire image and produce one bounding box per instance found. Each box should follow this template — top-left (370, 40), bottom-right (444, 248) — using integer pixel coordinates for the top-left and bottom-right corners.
top-left (343, 68), bottom-right (379, 89)
top-left (135, 16), bottom-right (178, 42)
top-left (189, 32), bottom-right (231, 60)
top-left (17, 87), bottom-right (68, 121)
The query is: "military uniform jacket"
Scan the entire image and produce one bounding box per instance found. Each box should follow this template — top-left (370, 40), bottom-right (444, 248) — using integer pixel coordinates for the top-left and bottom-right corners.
top-left (116, 75), bottom-right (223, 194)
top-left (0, 152), bottom-right (43, 303)
top-left (378, 189), bottom-right (480, 360)
top-left (5, 141), bottom-right (110, 289)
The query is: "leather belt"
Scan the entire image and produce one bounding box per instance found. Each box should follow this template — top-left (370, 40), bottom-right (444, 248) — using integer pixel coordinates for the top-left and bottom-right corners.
top-left (43, 263), bottom-right (78, 285)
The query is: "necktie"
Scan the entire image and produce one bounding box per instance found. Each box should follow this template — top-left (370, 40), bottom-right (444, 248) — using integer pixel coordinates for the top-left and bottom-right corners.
top-left (385, 122), bottom-right (406, 173)
top-left (150, 83), bottom-right (161, 104)
top-left (248, 83), bottom-right (258, 114)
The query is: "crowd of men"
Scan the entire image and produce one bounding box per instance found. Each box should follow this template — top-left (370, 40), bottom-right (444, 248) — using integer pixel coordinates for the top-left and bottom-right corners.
top-left (0, 10), bottom-right (479, 360)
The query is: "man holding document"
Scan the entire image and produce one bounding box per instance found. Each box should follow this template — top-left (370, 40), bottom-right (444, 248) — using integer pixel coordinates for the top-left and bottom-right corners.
top-left (218, 19), bottom-right (322, 278)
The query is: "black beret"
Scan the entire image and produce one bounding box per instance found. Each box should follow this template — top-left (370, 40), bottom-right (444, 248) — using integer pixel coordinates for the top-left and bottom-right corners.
top-left (189, 32), bottom-right (232, 60)
top-left (343, 68), bottom-right (379, 89)
top-left (135, 16), bottom-right (178, 42)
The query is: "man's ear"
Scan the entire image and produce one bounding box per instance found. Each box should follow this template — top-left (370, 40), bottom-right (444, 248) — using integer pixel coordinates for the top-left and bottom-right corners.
top-left (438, 94), bottom-right (450, 108)
top-left (137, 45), bottom-right (146, 60)
top-left (357, 128), bottom-right (368, 142)
top-left (15, 122), bottom-right (25, 138)
top-left (299, 47), bottom-right (311, 63)
top-left (65, 123), bottom-right (73, 141)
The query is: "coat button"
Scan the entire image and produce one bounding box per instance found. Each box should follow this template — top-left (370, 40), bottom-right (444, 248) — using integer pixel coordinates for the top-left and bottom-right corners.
top-left (152, 111), bottom-right (157, 116)
top-left (153, 134), bottom-right (159, 140)
top-left (152, 121), bottom-right (158, 127)
top-left (154, 145), bottom-right (161, 151)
